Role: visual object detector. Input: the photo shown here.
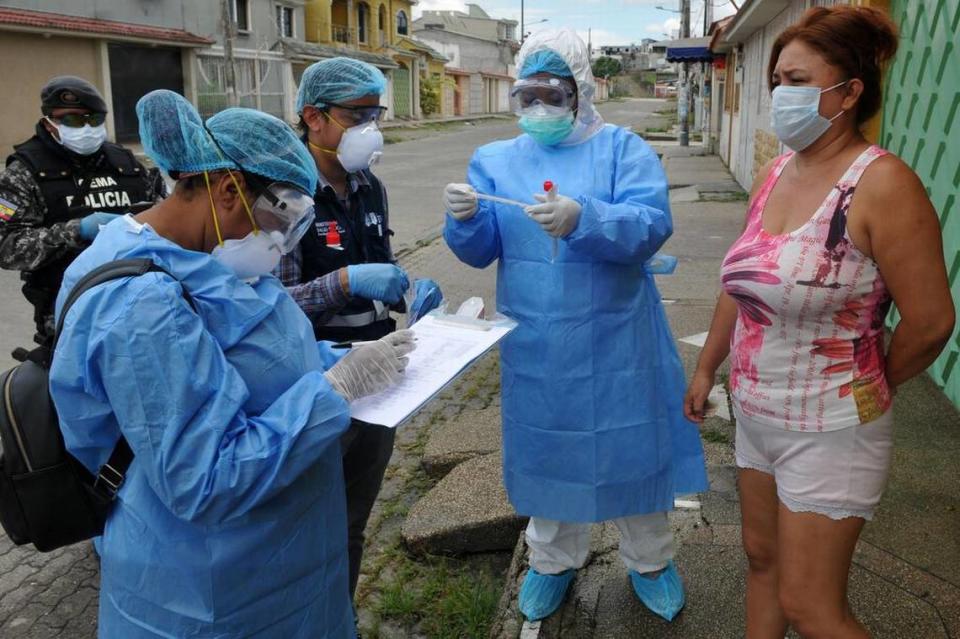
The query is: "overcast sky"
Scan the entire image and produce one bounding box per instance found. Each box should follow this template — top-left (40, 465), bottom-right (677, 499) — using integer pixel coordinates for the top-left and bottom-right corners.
top-left (413, 0), bottom-right (738, 47)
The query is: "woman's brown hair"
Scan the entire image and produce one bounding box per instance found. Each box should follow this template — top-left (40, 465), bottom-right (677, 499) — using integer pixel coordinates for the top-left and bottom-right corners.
top-left (768, 6), bottom-right (899, 124)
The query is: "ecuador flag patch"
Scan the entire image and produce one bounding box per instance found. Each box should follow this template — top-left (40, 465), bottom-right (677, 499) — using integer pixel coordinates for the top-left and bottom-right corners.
top-left (0, 197), bottom-right (17, 222)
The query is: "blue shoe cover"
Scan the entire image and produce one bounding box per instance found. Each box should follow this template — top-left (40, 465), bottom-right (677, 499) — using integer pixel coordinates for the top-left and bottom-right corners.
top-left (518, 568), bottom-right (575, 621)
top-left (629, 561), bottom-right (685, 621)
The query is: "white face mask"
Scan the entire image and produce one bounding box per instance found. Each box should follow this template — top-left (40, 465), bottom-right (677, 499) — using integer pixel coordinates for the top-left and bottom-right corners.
top-left (336, 123), bottom-right (384, 172)
top-left (49, 120), bottom-right (108, 156)
top-left (770, 81), bottom-right (847, 151)
top-left (211, 230), bottom-right (283, 281)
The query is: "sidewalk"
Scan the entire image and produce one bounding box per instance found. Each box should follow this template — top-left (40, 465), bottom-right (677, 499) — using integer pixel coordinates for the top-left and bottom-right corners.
top-left (490, 148), bottom-right (960, 639)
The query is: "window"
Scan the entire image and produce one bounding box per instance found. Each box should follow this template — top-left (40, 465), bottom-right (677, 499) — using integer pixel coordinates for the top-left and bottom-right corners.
top-left (396, 10), bottom-right (408, 36)
top-left (230, 0), bottom-right (250, 32)
top-left (276, 5), bottom-right (294, 38)
top-left (358, 3), bottom-right (368, 43)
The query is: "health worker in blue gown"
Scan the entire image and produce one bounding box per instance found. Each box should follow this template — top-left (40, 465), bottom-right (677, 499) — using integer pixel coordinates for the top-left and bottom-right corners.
top-left (442, 29), bottom-right (708, 623)
top-left (49, 90), bottom-right (415, 638)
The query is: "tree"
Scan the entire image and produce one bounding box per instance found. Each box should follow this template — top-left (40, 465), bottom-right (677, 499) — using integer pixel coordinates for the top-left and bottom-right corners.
top-left (592, 56), bottom-right (622, 79)
top-left (420, 74), bottom-right (454, 117)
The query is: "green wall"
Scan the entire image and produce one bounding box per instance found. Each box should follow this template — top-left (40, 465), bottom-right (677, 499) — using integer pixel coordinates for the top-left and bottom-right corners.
top-left (881, 0), bottom-right (960, 402)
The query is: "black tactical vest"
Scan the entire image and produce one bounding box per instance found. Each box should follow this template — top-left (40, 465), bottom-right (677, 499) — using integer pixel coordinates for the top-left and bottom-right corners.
top-left (6, 128), bottom-right (152, 340)
top-left (299, 169), bottom-right (397, 342)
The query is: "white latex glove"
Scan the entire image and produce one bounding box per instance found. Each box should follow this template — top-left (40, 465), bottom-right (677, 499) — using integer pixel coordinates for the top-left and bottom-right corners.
top-left (324, 330), bottom-right (417, 402)
top-left (525, 194), bottom-right (582, 238)
top-left (443, 183), bottom-right (479, 221)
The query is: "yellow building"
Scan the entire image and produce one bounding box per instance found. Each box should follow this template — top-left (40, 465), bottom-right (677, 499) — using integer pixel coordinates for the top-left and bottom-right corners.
top-left (298, 0), bottom-right (450, 119)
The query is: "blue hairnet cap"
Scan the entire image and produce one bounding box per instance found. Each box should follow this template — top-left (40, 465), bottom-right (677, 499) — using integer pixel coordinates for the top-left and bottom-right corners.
top-left (137, 90), bottom-right (233, 175)
top-left (296, 57), bottom-right (387, 113)
top-left (519, 49), bottom-right (574, 79)
top-left (207, 108), bottom-right (318, 195)
top-left (137, 90), bottom-right (317, 195)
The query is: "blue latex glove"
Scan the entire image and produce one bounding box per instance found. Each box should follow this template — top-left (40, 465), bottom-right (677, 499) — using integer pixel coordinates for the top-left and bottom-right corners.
top-left (78, 212), bottom-right (121, 241)
top-left (644, 254), bottom-right (678, 274)
top-left (409, 279), bottom-right (443, 324)
top-left (347, 263), bottom-right (409, 304)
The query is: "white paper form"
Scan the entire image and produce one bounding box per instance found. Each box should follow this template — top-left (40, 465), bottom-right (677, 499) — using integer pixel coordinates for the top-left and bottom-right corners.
top-left (350, 314), bottom-right (514, 428)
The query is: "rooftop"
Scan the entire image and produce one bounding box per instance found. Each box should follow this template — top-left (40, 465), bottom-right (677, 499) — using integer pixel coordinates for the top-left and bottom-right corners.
top-left (0, 6), bottom-right (212, 46)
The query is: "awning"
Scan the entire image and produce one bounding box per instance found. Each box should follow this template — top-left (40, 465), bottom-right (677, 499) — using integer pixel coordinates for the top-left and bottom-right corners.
top-left (281, 38), bottom-right (399, 70)
top-left (0, 6), bottom-right (212, 46)
top-left (665, 37), bottom-right (714, 63)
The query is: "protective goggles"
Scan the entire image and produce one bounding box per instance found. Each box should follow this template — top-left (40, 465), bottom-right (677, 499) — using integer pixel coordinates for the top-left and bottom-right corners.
top-left (46, 112), bottom-right (107, 128)
top-left (245, 176), bottom-right (316, 254)
top-left (324, 102), bottom-right (388, 126)
top-left (510, 78), bottom-right (577, 114)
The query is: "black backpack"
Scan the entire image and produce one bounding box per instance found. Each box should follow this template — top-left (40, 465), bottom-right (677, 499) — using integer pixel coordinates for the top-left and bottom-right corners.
top-left (0, 258), bottom-right (193, 551)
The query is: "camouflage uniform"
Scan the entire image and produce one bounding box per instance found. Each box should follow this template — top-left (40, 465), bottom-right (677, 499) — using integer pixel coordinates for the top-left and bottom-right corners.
top-left (0, 137), bottom-right (165, 343)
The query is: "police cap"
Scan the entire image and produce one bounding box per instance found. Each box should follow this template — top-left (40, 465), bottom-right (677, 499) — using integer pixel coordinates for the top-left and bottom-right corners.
top-left (40, 76), bottom-right (108, 115)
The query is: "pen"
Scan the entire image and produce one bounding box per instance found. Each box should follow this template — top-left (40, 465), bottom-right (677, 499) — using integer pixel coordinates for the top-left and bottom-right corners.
top-left (331, 340), bottom-right (375, 349)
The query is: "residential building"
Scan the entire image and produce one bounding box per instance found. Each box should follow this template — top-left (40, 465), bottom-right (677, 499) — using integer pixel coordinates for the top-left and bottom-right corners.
top-left (299, 0), bottom-right (449, 120)
top-left (599, 44), bottom-right (653, 72)
top-left (0, 2), bottom-right (212, 155)
top-left (711, 0), bottom-right (960, 407)
top-left (0, 0), bottom-right (446, 159)
top-left (412, 3), bottom-right (518, 116)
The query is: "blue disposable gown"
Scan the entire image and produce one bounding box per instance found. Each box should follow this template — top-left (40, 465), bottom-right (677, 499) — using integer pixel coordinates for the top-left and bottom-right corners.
top-left (444, 125), bottom-right (708, 523)
top-left (50, 217), bottom-right (356, 638)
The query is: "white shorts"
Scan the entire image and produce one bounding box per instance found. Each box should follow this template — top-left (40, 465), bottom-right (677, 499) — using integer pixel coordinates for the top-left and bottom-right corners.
top-left (734, 408), bottom-right (894, 521)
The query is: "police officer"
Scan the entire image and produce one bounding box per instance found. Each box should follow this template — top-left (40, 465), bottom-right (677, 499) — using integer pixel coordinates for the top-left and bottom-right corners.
top-left (279, 57), bottom-right (443, 602)
top-left (0, 76), bottom-right (165, 351)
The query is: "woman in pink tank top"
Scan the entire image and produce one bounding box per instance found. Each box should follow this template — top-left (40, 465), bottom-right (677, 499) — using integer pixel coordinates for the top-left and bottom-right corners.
top-left (684, 7), bottom-right (954, 638)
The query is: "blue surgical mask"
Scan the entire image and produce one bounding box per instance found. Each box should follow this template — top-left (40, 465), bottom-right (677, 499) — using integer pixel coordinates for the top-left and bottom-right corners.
top-left (770, 81), bottom-right (847, 151)
top-left (518, 104), bottom-right (576, 146)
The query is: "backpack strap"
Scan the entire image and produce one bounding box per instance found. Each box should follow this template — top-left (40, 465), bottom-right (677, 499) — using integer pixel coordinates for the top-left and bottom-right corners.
top-left (55, 258), bottom-right (196, 500)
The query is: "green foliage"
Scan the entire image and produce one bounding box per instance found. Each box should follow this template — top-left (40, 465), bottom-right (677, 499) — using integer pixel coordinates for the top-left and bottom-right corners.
top-left (592, 56), bottom-right (622, 79)
top-left (701, 428), bottom-right (731, 445)
top-left (375, 552), bottom-right (501, 639)
top-left (420, 74), bottom-right (444, 116)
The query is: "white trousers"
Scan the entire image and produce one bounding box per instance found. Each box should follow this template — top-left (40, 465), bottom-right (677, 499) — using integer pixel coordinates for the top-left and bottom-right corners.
top-left (525, 512), bottom-right (674, 575)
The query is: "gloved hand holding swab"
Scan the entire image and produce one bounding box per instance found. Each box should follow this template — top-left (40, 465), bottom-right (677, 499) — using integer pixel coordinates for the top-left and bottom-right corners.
top-left (450, 185), bottom-right (531, 210)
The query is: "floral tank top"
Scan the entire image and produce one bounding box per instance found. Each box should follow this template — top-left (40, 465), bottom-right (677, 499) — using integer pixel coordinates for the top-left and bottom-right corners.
top-left (722, 146), bottom-right (892, 431)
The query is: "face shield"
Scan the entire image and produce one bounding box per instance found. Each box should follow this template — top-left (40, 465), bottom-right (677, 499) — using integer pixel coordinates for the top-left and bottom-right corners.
top-left (510, 78), bottom-right (577, 115)
top-left (246, 178), bottom-right (316, 254)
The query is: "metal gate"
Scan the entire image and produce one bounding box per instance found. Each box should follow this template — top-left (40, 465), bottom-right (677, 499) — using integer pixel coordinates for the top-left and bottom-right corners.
top-left (393, 66), bottom-right (411, 118)
top-left (882, 0), bottom-right (960, 401)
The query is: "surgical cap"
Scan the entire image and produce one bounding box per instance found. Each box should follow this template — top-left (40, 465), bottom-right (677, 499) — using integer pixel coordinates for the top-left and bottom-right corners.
top-left (296, 57), bottom-right (387, 113)
top-left (519, 49), bottom-right (574, 79)
top-left (137, 90), bottom-right (317, 195)
top-left (207, 108), bottom-right (318, 195)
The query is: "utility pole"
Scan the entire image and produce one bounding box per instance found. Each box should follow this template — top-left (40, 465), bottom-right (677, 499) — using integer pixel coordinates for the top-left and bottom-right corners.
top-left (521, 0), bottom-right (524, 44)
top-left (701, 0), bottom-right (713, 145)
top-left (219, 0), bottom-right (239, 107)
top-left (679, 0), bottom-right (690, 146)
top-left (588, 28), bottom-right (592, 62)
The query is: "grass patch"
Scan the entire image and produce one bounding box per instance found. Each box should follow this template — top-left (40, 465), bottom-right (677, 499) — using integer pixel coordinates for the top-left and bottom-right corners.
top-left (702, 428), bottom-right (731, 445)
top-left (701, 190), bottom-right (750, 202)
top-left (374, 551), bottom-right (501, 639)
top-left (644, 126), bottom-right (669, 134)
